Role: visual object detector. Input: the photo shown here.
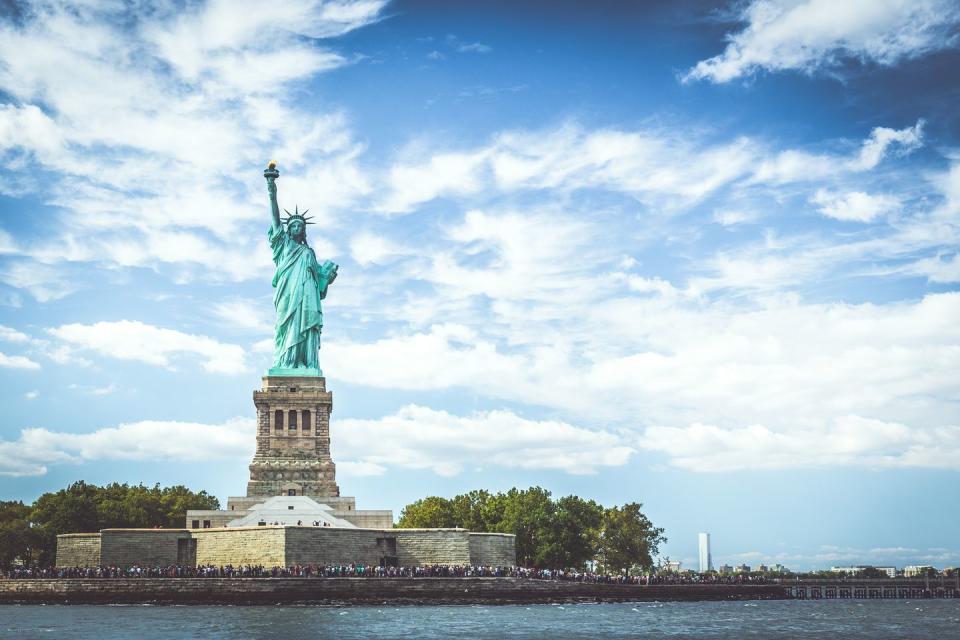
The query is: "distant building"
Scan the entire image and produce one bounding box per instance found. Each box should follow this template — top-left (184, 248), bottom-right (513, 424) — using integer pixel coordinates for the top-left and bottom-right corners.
top-left (770, 563), bottom-right (789, 573)
top-left (698, 532), bottom-right (713, 572)
top-left (718, 564), bottom-right (733, 574)
top-left (756, 564), bottom-right (768, 573)
top-left (831, 566), bottom-right (865, 576)
top-left (734, 564), bottom-right (751, 573)
top-left (663, 561), bottom-right (682, 573)
top-left (904, 565), bottom-right (934, 577)
top-left (831, 565), bottom-right (896, 578)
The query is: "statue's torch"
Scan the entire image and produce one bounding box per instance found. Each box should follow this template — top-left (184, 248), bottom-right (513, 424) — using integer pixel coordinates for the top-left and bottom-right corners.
top-left (264, 159), bottom-right (279, 181)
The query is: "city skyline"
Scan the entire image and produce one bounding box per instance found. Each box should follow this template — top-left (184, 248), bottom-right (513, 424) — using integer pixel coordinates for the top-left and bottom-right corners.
top-left (0, 0), bottom-right (958, 571)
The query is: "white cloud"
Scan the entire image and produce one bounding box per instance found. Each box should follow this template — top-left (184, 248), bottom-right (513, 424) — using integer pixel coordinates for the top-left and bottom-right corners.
top-left (92, 384), bottom-right (117, 396)
top-left (69, 383), bottom-right (119, 396)
top-left (378, 123), bottom-right (757, 213)
top-left (0, 261), bottom-right (78, 302)
top-left (0, 0), bottom-right (382, 297)
top-left (379, 121), bottom-right (924, 215)
top-left (810, 189), bottom-right (900, 222)
top-left (0, 229), bottom-right (17, 253)
top-left (0, 325), bottom-right (30, 343)
top-left (751, 121), bottom-right (923, 184)
top-left (326, 324), bottom-right (528, 391)
top-left (212, 298), bottom-right (274, 334)
top-left (640, 415), bottom-right (960, 471)
top-left (349, 232), bottom-right (410, 266)
top-left (0, 417), bottom-right (254, 477)
top-left (332, 405), bottom-right (634, 476)
top-left (327, 292), bottom-right (960, 470)
top-left (685, 0), bottom-right (960, 83)
top-left (457, 42), bottom-right (493, 54)
top-left (379, 149), bottom-right (490, 213)
top-left (852, 121), bottom-right (925, 170)
top-left (713, 209), bottom-right (757, 226)
top-left (49, 320), bottom-right (247, 374)
top-left (24, 390), bottom-right (39, 400)
top-left (904, 253), bottom-right (960, 283)
top-left (0, 352), bottom-right (41, 370)
top-left (445, 34), bottom-right (493, 54)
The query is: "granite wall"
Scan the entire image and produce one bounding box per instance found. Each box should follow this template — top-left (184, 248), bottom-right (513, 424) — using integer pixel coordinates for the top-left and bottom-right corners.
top-left (99, 530), bottom-right (191, 567)
top-left (194, 527), bottom-right (286, 567)
top-left (284, 527), bottom-right (384, 566)
top-left (56, 534), bottom-right (102, 568)
top-left (468, 533), bottom-right (516, 566)
top-left (56, 526), bottom-right (516, 568)
top-left (393, 529), bottom-right (471, 565)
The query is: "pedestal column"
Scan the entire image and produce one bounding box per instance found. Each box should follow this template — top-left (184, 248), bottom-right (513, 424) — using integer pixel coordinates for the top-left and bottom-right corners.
top-left (246, 375), bottom-right (339, 498)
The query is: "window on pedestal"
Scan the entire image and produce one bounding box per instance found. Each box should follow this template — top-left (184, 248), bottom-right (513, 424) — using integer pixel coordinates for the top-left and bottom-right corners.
top-left (289, 409), bottom-right (298, 431)
top-left (275, 410), bottom-right (284, 431)
top-left (302, 410), bottom-right (311, 432)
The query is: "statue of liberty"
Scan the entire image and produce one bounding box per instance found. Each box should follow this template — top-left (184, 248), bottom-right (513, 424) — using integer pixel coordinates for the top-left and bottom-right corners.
top-left (263, 161), bottom-right (338, 376)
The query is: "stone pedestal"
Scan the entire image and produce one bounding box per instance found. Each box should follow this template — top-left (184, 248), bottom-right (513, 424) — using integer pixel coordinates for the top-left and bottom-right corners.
top-left (246, 375), bottom-right (339, 498)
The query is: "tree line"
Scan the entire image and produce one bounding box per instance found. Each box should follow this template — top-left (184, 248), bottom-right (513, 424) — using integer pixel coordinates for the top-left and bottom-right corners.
top-left (396, 487), bottom-right (666, 573)
top-left (0, 481), bottom-right (219, 567)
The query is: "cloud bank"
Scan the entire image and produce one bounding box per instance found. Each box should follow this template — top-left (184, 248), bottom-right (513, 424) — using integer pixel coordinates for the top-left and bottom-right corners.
top-left (686, 0), bottom-right (960, 83)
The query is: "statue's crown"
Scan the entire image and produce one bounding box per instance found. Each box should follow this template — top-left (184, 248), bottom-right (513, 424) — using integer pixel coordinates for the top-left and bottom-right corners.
top-left (283, 205), bottom-right (314, 225)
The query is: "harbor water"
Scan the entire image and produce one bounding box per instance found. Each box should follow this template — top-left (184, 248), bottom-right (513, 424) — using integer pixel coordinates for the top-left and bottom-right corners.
top-left (2, 600), bottom-right (959, 639)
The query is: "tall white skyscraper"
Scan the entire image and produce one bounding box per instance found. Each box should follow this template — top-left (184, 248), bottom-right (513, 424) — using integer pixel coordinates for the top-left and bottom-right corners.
top-left (698, 532), bottom-right (713, 572)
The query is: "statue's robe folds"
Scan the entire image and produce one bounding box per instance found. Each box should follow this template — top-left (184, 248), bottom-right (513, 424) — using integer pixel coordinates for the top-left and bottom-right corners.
top-left (269, 225), bottom-right (332, 370)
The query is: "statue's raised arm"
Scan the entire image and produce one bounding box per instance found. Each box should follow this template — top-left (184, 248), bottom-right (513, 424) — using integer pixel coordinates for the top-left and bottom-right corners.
top-left (264, 160), bottom-right (282, 233)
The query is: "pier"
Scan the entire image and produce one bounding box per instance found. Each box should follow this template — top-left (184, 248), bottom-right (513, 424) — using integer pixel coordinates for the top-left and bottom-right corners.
top-left (782, 576), bottom-right (960, 599)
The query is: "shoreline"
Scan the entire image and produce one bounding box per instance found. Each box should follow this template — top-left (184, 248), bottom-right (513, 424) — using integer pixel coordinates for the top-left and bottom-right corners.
top-left (0, 578), bottom-right (786, 605)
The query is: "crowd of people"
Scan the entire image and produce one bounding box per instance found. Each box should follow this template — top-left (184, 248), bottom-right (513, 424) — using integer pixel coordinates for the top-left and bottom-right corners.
top-left (2, 564), bottom-right (769, 583)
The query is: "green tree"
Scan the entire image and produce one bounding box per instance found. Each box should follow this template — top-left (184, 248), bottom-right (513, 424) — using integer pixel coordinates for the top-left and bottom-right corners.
top-left (548, 495), bottom-right (604, 569)
top-left (159, 485), bottom-right (219, 528)
top-left (498, 487), bottom-right (555, 567)
top-left (598, 502), bottom-right (666, 573)
top-left (396, 496), bottom-right (455, 528)
top-left (533, 495), bottom-right (604, 570)
top-left (397, 488), bottom-right (665, 571)
top-left (30, 480), bottom-right (101, 550)
top-left (0, 501), bottom-right (45, 568)
top-left (450, 490), bottom-right (496, 530)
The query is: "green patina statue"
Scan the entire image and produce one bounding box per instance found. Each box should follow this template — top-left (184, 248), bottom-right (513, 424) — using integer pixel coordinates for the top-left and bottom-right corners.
top-left (264, 161), bottom-right (337, 377)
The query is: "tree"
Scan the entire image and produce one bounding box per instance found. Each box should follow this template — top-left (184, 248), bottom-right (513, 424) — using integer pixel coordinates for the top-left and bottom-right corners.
top-left (536, 495), bottom-right (604, 570)
top-left (158, 485), bottom-right (219, 528)
top-left (397, 488), bottom-right (665, 571)
top-left (598, 502), bottom-right (666, 573)
top-left (0, 501), bottom-right (44, 568)
top-left (497, 487), bottom-right (557, 567)
top-left (450, 490), bottom-right (497, 531)
top-left (396, 496), bottom-right (455, 528)
top-left (30, 481), bottom-right (100, 535)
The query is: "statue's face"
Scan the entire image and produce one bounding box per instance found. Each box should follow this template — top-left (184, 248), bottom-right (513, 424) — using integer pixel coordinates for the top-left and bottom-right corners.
top-left (288, 219), bottom-right (305, 238)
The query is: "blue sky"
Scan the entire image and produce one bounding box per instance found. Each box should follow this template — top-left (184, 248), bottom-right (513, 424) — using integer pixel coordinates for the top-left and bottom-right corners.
top-left (1, 0), bottom-right (959, 571)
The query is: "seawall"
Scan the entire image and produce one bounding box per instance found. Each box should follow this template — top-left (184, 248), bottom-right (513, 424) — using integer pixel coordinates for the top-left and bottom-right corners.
top-left (0, 578), bottom-right (786, 605)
